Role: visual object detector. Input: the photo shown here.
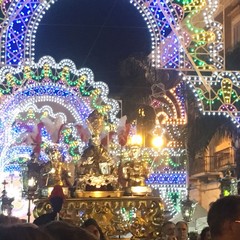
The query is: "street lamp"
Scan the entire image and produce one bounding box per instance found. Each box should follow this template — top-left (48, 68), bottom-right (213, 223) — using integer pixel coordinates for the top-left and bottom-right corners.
top-left (151, 119), bottom-right (165, 148)
top-left (181, 193), bottom-right (197, 222)
top-left (27, 177), bottom-right (37, 223)
top-left (181, 149), bottom-right (197, 223)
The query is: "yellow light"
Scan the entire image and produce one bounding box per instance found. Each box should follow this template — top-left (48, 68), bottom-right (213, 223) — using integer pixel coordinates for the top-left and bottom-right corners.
top-left (152, 136), bottom-right (164, 148)
top-left (130, 134), bottom-right (142, 146)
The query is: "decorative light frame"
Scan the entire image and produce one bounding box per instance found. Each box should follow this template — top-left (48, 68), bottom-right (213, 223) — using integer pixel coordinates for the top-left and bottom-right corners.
top-left (0, 56), bottom-right (119, 171)
top-left (1, 0), bottom-right (238, 125)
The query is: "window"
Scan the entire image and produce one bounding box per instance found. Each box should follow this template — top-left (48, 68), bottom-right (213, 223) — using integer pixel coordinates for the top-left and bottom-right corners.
top-left (233, 20), bottom-right (240, 46)
top-left (231, 7), bottom-right (240, 48)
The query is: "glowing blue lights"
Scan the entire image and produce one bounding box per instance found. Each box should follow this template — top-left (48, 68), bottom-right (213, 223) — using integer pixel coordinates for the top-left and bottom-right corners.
top-left (5, 1), bottom-right (39, 65)
top-left (5, 84), bottom-right (92, 123)
top-left (1, 0), bottom-right (184, 68)
top-left (4, 163), bottom-right (22, 173)
top-left (149, 1), bottom-right (172, 39)
top-left (146, 171), bottom-right (187, 185)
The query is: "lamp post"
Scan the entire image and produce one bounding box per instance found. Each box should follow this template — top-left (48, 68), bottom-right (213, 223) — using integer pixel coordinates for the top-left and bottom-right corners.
top-left (181, 149), bottom-right (197, 222)
top-left (27, 177), bottom-right (36, 223)
top-left (181, 192), bottom-right (197, 222)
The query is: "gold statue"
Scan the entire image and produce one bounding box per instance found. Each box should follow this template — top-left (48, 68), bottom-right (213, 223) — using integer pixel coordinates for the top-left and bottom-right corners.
top-left (121, 146), bottom-right (152, 196)
top-left (75, 110), bottom-right (117, 191)
top-left (42, 146), bottom-right (70, 188)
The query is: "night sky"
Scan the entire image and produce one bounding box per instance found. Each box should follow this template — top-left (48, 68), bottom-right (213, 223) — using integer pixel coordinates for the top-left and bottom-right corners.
top-left (35, 0), bottom-right (151, 95)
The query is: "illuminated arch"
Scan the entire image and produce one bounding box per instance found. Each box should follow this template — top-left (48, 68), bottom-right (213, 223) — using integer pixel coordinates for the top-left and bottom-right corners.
top-left (0, 0), bottom-right (159, 66)
top-left (0, 56), bottom-right (119, 170)
top-left (2, 0), bottom-right (239, 126)
top-left (150, 81), bottom-right (187, 142)
top-left (0, 0), bottom-right (223, 70)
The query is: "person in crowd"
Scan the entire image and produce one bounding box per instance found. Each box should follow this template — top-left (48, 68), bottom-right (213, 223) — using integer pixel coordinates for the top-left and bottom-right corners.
top-left (161, 221), bottom-right (176, 239)
top-left (207, 195), bottom-right (240, 240)
top-left (200, 226), bottom-right (211, 240)
top-left (0, 214), bottom-right (23, 225)
top-left (188, 231), bottom-right (198, 240)
top-left (0, 223), bottom-right (53, 240)
top-left (42, 220), bottom-right (97, 240)
top-left (33, 185), bottom-right (64, 226)
top-left (82, 218), bottom-right (107, 240)
top-left (175, 221), bottom-right (188, 240)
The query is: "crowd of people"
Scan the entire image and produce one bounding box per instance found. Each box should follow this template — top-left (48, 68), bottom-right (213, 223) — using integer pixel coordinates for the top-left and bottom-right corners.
top-left (160, 195), bottom-right (240, 240)
top-left (0, 185), bottom-right (106, 240)
top-left (0, 215), bottom-right (105, 240)
top-left (0, 195), bottom-right (239, 239)
top-left (160, 220), bottom-right (210, 240)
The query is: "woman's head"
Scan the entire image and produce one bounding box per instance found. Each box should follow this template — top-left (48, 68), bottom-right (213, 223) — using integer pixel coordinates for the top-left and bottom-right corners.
top-left (82, 218), bottom-right (106, 240)
top-left (200, 227), bottom-right (211, 240)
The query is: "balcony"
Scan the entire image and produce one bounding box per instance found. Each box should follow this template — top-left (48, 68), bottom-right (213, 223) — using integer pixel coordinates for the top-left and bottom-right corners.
top-left (190, 147), bottom-right (235, 180)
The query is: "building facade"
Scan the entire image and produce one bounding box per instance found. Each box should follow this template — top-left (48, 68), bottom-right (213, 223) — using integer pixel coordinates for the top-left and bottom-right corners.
top-left (188, 0), bottom-right (240, 211)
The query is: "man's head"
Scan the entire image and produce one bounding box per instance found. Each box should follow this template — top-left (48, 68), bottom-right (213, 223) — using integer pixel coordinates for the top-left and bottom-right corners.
top-left (175, 221), bottom-right (188, 240)
top-left (161, 221), bottom-right (176, 238)
top-left (82, 218), bottom-right (106, 240)
top-left (207, 195), bottom-right (240, 240)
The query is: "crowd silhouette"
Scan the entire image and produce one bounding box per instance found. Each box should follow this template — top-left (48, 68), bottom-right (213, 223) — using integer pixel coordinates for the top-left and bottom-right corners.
top-left (1, 195), bottom-right (240, 240)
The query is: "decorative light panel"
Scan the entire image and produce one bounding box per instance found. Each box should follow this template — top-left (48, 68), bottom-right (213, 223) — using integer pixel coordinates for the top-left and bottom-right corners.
top-left (0, 56), bottom-right (119, 170)
top-left (147, 170), bottom-right (187, 216)
top-left (184, 71), bottom-right (240, 127)
top-left (0, 0), bottom-right (234, 130)
top-left (0, 0), bottom-right (222, 71)
top-left (150, 81), bottom-right (186, 144)
top-left (0, 0), bottom-right (200, 218)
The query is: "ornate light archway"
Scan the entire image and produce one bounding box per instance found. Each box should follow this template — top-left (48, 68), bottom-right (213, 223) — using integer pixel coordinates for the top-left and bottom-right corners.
top-left (0, 56), bottom-right (119, 170)
top-left (1, 0), bottom-right (238, 126)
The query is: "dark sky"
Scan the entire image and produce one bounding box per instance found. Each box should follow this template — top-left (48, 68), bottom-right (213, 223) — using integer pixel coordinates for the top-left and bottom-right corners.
top-left (35, 0), bottom-right (151, 94)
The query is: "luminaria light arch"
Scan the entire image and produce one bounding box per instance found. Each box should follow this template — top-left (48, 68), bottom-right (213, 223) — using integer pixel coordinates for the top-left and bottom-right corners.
top-left (0, 56), bottom-right (119, 171)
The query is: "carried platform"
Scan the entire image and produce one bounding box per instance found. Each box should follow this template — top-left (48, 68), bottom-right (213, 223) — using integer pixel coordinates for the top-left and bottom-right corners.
top-left (34, 195), bottom-right (164, 240)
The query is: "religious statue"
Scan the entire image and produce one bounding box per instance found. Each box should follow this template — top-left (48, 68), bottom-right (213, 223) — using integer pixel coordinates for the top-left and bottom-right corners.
top-left (121, 146), bottom-right (152, 195)
top-left (41, 146), bottom-right (71, 188)
top-left (75, 110), bottom-right (118, 191)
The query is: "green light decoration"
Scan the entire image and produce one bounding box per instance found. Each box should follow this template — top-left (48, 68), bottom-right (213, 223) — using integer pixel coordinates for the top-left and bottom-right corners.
top-left (9, 157), bottom-right (29, 164)
top-left (129, 208), bottom-right (136, 222)
top-left (79, 76), bottom-right (91, 97)
top-left (168, 191), bottom-right (181, 212)
top-left (151, 155), bottom-right (181, 170)
top-left (61, 127), bottom-right (81, 162)
top-left (220, 169), bottom-right (238, 198)
top-left (26, 109), bottom-right (36, 120)
top-left (174, 0), bottom-right (194, 5)
top-left (0, 65), bottom-right (112, 117)
top-left (223, 190), bottom-right (230, 197)
top-left (196, 78), bottom-right (240, 110)
top-left (1, 65), bottom-right (85, 95)
top-left (14, 110), bottom-right (52, 122)
top-left (168, 158), bottom-right (181, 168)
top-left (183, 0), bottom-right (216, 70)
